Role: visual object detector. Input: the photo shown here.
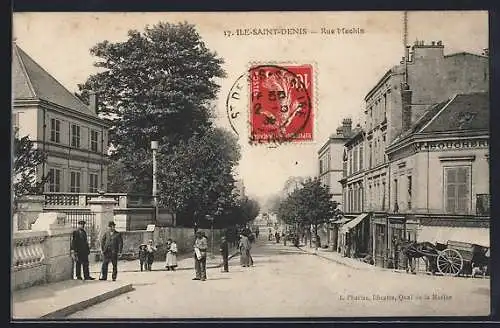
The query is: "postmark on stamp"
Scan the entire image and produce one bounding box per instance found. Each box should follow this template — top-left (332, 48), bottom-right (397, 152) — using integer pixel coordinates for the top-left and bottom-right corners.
top-left (226, 64), bottom-right (314, 145)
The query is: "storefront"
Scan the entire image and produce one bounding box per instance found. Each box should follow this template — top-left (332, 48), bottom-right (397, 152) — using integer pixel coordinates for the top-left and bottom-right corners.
top-left (339, 213), bottom-right (370, 258)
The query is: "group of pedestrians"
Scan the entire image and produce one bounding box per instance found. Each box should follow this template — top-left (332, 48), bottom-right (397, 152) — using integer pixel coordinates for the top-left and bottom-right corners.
top-left (71, 220), bottom-right (256, 283)
top-left (71, 220), bottom-right (124, 282)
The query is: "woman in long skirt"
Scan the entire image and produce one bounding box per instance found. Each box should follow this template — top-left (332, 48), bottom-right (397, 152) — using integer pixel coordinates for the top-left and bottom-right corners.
top-left (239, 234), bottom-right (251, 267)
top-left (165, 239), bottom-right (178, 271)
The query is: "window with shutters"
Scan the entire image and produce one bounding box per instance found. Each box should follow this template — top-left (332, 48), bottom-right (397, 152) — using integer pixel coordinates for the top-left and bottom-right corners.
top-left (70, 171), bottom-right (81, 193)
top-left (369, 143), bottom-right (373, 168)
top-left (349, 149), bottom-right (352, 175)
top-left (359, 144), bottom-right (364, 171)
top-left (444, 166), bottom-right (470, 214)
top-left (50, 118), bottom-right (61, 143)
top-left (48, 168), bottom-right (61, 192)
top-left (71, 124), bottom-right (80, 148)
top-left (353, 146), bottom-right (358, 173)
top-left (91, 130), bottom-right (99, 152)
top-left (89, 173), bottom-right (99, 193)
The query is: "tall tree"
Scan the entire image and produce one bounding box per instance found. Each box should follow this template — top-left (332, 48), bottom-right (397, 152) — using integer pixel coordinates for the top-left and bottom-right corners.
top-left (13, 133), bottom-right (48, 199)
top-left (76, 21), bottom-right (226, 193)
top-left (277, 178), bottom-right (335, 248)
top-left (157, 127), bottom-right (241, 231)
top-left (297, 178), bottom-right (335, 245)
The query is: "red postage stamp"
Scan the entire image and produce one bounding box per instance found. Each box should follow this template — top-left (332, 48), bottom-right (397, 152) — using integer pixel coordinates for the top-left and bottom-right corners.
top-left (248, 64), bottom-right (314, 144)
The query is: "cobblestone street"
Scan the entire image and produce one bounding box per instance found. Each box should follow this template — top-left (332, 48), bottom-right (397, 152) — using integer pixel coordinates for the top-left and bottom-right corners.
top-left (68, 238), bottom-right (490, 318)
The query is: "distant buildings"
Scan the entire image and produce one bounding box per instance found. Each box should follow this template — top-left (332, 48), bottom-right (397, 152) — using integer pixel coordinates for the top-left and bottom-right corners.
top-left (12, 42), bottom-right (111, 193)
top-left (319, 40), bottom-right (489, 268)
top-left (317, 118), bottom-right (358, 211)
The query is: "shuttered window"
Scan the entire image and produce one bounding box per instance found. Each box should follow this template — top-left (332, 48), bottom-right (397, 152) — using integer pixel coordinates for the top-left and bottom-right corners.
top-left (48, 168), bottom-right (61, 192)
top-left (70, 171), bottom-right (81, 193)
top-left (359, 145), bottom-right (364, 171)
top-left (445, 166), bottom-right (470, 214)
top-left (71, 124), bottom-right (80, 148)
top-left (89, 173), bottom-right (99, 193)
top-left (50, 118), bottom-right (61, 143)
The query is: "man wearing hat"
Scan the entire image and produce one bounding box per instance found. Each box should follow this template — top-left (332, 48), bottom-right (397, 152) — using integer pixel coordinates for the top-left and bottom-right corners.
top-left (100, 221), bottom-right (123, 281)
top-left (193, 231), bottom-right (208, 281)
top-left (71, 220), bottom-right (95, 280)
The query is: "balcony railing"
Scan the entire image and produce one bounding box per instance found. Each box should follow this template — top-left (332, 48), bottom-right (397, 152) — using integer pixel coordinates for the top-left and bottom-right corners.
top-left (44, 192), bottom-right (154, 209)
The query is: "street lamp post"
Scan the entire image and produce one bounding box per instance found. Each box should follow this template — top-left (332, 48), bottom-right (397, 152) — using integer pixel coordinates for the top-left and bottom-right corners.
top-left (151, 141), bottom-right (159, 225)
top-left (205, 215), bottom-right (215, 259)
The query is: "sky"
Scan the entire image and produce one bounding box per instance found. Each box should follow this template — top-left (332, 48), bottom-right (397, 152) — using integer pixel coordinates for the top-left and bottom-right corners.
top-left (12, 11), bottom-right (488, 202)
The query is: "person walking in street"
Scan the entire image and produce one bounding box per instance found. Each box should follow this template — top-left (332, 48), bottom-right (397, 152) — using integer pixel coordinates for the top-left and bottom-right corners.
top-left (100, 221), bottom-right (123, 281)
top-left (165, 239), bottom-right (178, 271)
top-left (239, 233), bottom-right (251, 267)
top-left (268, 228), bottom-right (272, 241)
top-left (71, 220), bottom-right (95, 280)
top-left (193, 231), bottom-right (208, 281)
top-left (275, 231), bottom-right (280, 244)
top-left (146, 240), bottom-right (157, 271)
top-left (138, 244), bottom-right (147, 272)
top-left (219, 236), bottom-right (229, 272)
top-left (255, 226), bottom-right (260, 240)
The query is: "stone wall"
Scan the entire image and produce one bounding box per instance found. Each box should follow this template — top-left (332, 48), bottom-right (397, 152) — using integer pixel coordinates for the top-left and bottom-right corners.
top-left (118, 227), bottom-right (225, 261)
top-left (11, 212), bottom-right (73, 291)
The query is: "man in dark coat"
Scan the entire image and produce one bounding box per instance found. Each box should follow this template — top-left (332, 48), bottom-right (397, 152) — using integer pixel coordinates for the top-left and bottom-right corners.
top-left (219, 236), bottom-right (229, 272)
top-left (71, 220), bottom-right (95, 280)
top-left (100, 221), bottom-right (123, 281)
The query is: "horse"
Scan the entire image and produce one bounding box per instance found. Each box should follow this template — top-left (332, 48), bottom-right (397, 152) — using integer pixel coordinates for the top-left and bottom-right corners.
top-left (399, 241), bottom-right (439, 275)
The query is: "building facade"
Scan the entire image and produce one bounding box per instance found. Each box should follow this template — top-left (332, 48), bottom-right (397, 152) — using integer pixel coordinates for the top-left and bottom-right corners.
top-left (317, 118), bottom-right (355, 210)
top-left (12, 43), bottom-right (111, 193)
top-left (339, 41), bottom-right (489, 267)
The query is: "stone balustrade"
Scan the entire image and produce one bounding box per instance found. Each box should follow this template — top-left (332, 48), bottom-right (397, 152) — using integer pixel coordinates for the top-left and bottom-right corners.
top-left (11, 212), bottom-right (73, 291)
top-left (12, 230), bottom-right (47, 271)
top-left (43, 192), bottom-right (153, 209)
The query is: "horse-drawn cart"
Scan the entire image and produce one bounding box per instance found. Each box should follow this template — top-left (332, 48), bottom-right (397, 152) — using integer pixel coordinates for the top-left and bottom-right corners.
top-left (401, 239), bottom-right (490, 277)
top-left (434, 240), bottom-right (489, 276)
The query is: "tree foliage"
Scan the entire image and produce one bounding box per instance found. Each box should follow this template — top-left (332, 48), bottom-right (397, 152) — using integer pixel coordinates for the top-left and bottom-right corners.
top-left (157, 127), bottom-right (241, 228)
top-left (76, 21), bottom-right (226, 194)
top-left (277, 178), bottom-right (337, 235)
top-left (13, 134), bottom-right (48, 198)
top-left (237, 196), bottom-right (261, 223)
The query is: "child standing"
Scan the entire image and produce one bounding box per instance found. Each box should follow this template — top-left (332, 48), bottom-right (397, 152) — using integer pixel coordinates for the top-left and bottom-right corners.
top-left (165, 239), bottom-right (178, 271)
top-left (146, 240), bottom-right (157, 271)
top-left (138, 244), bottom-right (147, 272)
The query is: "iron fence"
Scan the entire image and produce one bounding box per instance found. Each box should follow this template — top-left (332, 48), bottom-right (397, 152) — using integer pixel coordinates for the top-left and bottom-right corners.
top-left (62, 210), bottom-right (98, 250)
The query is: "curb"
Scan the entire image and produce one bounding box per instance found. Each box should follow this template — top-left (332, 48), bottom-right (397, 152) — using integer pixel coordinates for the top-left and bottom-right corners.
top-left (39, 283), bottom-right (134, 319)
top-left (296, 246), bottom-right (428, 275)
top-left (296, 246), bottom-right (374, 271)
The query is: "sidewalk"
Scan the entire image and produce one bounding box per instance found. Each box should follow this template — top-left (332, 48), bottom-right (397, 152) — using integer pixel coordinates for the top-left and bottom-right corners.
top-left (12, 279), bottom-right (133, 319)
top-left (12, 249), bottom-right (239, 319)
top-left (297, 244), bottom-right (400, 272)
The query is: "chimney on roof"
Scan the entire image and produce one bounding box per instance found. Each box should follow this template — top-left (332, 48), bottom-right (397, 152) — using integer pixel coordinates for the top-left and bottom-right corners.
top-left (342, 118), bottom-right (352, 137)
top-left (336, 126), bottom-right (343, 136)
top-left (411, 40), bottom-right (444, 61)
top-left (401, 83), bottom-right (413, 132)
top-left (89, 91), bottom-right (98, 115)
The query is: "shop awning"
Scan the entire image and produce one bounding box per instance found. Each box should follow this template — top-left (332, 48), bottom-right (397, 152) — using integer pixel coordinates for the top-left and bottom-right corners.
top-left (417, 226), bottom-right (490, 248)
top-left (340, 213), bottom-right (369, 234)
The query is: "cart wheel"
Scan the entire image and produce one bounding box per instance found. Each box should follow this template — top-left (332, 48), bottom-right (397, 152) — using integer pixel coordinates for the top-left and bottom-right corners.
top-left (437, 249), bottom-right (463, 276)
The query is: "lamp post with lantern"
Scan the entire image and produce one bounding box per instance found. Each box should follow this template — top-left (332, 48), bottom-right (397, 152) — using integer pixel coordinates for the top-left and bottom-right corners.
top-left (151, 141), bottom-right (159, 224)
